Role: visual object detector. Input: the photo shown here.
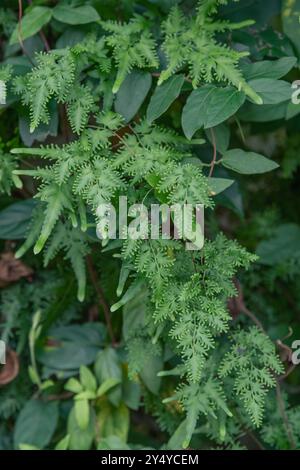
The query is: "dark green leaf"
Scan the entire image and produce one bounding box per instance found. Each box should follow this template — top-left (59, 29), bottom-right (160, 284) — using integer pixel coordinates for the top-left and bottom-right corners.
top-left (222, 149), bottom-right (279, 174)
top-left (74, 399), bottom-right (90, 430)
top-left (115, 71), bottom-right (152, 122)
top-left (14, 400), bottom-right (58, 450)
top-left (238, 102), bottom-right (288, 122)
top-left (182, 86), bottom-right (245, 139)
top-left (248, 79), bottom-right (291, 104)
top-left (10, 7), bottom-right (52, 45)
top-left (53, 5), bottom-right (100, 25)
top-left (0, 199), bottom-right (37, 240)
top-left (208, 177), bottom-right (235, 195)
top-left (68, 407), bottom-right (95, 450)
top-left (97, 436), bottom-right (130, 450)
top-left (147, 75), bottom-right (185, 123)
top-left (241, 57), bottom-right (297, 80)
top-left (19, 103), bottom-right (58, 146)
top-left (37, 324), bottom-right (104, 371)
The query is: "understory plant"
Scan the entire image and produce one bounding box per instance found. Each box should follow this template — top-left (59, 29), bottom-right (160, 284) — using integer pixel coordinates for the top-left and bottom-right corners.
top-left (0, 0), bottom-right (300, 451)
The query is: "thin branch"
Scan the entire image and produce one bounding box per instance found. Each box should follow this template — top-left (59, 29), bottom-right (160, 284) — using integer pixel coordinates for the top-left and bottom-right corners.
top-left (240, 305), bottom-right (266, 333)
top-left (86, 255), bottom-right (117, 346)
top-left (45, 391), bottom-right (73, 401)
top-left (39, 30), bottom-right (51, 52)
top-left (208, 128), bottom-right (217, 177)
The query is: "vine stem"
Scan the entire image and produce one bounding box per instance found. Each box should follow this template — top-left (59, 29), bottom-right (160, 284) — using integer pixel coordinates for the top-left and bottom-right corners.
top-left (208, 128), bottom-right (217, 177)
top-left (240, 304), bottom-right (265, 333)
top-left (86, 255), bottom-right (117, 347)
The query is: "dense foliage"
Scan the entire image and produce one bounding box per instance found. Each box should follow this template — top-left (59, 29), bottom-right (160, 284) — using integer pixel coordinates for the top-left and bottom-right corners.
top-left (0, 0), bottom-right (300, 451)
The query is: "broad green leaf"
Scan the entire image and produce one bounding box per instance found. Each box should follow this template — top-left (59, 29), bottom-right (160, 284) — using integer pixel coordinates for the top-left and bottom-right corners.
top-left (68, 407), bottom-right (95, 450)
top-left (248, 79), bottom-right (291, 104)
top-left (182, 86), bottom-right (215, 139)
top-left (10, 7), bottom-right (52, 45)
top-left (75, 391), bottom-right (96, 400)
top-left (241, 57), bottom-right (297, 80)
top-left (215, 179), bottom-right (244, 218)
top-left (97, 378), bottom-right (121, 397)
top-left (140, 354), bottom-right (163, 395)
top-left (115, 71), bottom-right (152, 122)
top-left (53, 5), bottom-right (100, 25)
top-left (147, 75), bottom-right (185, 123)
top-left (0, 199), bottom-right (37, 239)
top-left (238, 101), bottom-right (288, 122)
top-left (94, 348), bottom-right (122, 406)
top-left (256, 224), bottom-right (300, 266)
top-left (55, 435), bottom-right (70, 451)
top-left (75, 399), bottom-right (90, 430)
top-left (19, 444), bottom-right (40, 450)
top-left (222, 149), bottom-right (279, 174)
top-left (56, 29), bottom-right (86, 49)
top-left (208, 178), bottom-right (235, 195)
top-left (97, 401), bottom-right (129, 442)
top-left (182, 86), bottom-right (245, 139)
top-left (205, 88), bottom-right (246, 128)
top-left (282, 0), bottom-right (300, 58)
top-left (97, 436), bottom-right (130, 450)
top-left (80, 365), bottom-right (97, 393)
top-left (14, 400), bottom-right (58, 450)
top-left (64, 377), bottom-right (83, 394)
top-left (37, 323), bottom-right (104, 371)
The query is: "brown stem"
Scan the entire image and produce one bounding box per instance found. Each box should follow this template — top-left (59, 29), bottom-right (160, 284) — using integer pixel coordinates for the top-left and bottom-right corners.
top-left (208, 128), bottom-right (217, 178)
top-left (86, 255), bottom-right (117, 346)
top-left (45, 391), bottom-right (73, 401)
top-left (39, 30), bottom-right (51, 52)
top-left (58, 104), bottom-right (72, 143)
top-left (240, 305), bottom-right (266, 333)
